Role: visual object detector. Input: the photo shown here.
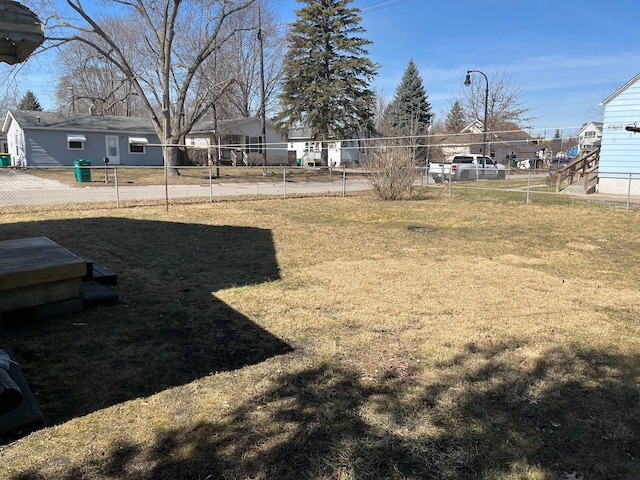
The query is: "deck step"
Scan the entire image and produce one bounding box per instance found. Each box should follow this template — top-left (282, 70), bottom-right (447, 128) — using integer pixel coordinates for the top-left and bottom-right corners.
top-left (82, 280), bottom-right (119, 307)
top-left (79, 257), bottom-right (118, 286)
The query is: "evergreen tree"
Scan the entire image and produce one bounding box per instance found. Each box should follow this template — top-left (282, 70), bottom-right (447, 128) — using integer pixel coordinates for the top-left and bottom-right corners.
top-left (445, 100), bottom-right (466, 133)
top-left (276, 0), bottom-right (378, 162)
top-left (385, 59), bottom-right (432, 136)
top-left (18, 90), bottom-right (43, 111)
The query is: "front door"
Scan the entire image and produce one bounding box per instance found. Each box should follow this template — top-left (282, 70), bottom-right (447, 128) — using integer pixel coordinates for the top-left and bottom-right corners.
top-left (105, 135), bottom-right (121, 165)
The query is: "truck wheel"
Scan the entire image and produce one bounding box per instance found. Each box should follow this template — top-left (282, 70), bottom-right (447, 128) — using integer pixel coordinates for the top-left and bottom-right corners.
top-left (497, 170), bottom-right (506, 180)
top-left (460, 171), bottom-right (469, 182)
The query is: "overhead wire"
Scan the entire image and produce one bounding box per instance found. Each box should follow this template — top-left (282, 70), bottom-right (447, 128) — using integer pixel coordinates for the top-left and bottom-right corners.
top-left (359, 0), bottom-right (413, 14)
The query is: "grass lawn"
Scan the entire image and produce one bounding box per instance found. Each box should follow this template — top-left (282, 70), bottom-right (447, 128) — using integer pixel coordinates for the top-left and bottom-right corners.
top-left (0, 191), bottom-right (639, 479)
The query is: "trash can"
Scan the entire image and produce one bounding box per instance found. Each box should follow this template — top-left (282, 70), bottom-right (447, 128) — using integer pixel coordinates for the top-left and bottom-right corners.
top-left (296, 158), bottom-right (301, 166)
top-left (74, 159), bottom-right (91, 182)
top-left (0, 153), bottom-right (10, 167)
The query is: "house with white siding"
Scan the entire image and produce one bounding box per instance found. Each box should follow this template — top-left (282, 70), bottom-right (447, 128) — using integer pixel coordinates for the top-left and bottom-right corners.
top-left (186, 117), bottom-right (288, 166)
top-left (598, 73), bottom-right (640, 195)
top-left (287, 127), bottom-right (370, 167)
top-left (577, 121), bottom-right (603, 151)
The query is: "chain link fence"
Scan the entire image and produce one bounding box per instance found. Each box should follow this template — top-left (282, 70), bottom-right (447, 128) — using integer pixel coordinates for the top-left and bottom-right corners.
top-left (422, 167), bottom-right (640, 210)
top-left (1, 165), bottom-right (639, 213)
top-left (0, 165), bottom-right (370, 212)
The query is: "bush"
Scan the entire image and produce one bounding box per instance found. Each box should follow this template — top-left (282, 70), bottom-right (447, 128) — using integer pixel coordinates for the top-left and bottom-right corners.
top-left (364, 147), bottom-right (418, 200)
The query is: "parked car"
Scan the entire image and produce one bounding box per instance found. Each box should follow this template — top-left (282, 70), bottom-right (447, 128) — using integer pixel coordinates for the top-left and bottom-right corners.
top-left (428, 154), bottom-right (507, 182)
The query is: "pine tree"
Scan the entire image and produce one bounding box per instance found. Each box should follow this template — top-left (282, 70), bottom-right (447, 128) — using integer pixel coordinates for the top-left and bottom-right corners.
top-left (385, 59), bottom-right (432, 136)
top-left (276, 0), bottom-right (378, 160)
top-left (445, 100), bottom-right (466, 133)
top-left (18, 90), bottom-right (43, 111)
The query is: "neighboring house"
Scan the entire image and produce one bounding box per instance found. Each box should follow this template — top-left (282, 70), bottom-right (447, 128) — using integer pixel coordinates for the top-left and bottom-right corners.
top-left (186, 117), bottom-right (288, 166)
top-left (434, 121), bottom-right (534, 164)
top-left (577, 121), bottom-right (603, 151)
top-left (287, 127), bottom-right (370, 167)
top-left (1, 110), bottom-right (162, 167)
top-left (598, 72), bottom-right (640, 195)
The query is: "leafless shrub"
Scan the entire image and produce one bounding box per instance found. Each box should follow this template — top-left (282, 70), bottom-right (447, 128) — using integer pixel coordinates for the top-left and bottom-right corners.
top-left (363, 147), bottom-right (418, 200)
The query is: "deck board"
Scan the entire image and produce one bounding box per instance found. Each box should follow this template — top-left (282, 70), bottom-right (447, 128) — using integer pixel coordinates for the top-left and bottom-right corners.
top-left (0, 237), bottom-right (86, 291)
top-left (0, 237), bottom-right (87, 315)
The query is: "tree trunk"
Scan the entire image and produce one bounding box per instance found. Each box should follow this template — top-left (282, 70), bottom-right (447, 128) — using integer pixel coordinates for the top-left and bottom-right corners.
top-left (164, 143), bottom-right (180, 176)
top-left (0, 369), bottom-right (22, 415)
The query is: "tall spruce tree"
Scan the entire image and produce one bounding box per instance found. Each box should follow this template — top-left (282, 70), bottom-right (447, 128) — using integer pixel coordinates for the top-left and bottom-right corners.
top-left (385, 59), bottom-right (431, 136)
top-left (277, 0), bottom-right (378, 163)
top-left (18, 90), bottom-right (43, 111)
top-left (445, 100), bottom-right (466, 133)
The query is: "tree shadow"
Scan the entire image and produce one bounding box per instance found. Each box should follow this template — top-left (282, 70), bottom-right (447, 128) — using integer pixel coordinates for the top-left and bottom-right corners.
top-left (9, 339), bottom-right (640, 479)
top-left (0, 217), bottom-right (292, 427)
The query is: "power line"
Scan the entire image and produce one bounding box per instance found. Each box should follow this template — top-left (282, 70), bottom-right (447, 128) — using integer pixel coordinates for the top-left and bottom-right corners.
top-left (360, 0), bottom-right (412, 14)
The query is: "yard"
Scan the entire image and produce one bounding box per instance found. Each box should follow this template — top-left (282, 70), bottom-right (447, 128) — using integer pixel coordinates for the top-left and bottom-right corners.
top-left (0, 191), bottom-right (639, 479)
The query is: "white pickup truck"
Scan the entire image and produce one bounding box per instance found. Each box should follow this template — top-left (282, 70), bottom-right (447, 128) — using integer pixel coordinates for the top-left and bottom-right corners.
top-left (428, 154), bottom-right (507, 183)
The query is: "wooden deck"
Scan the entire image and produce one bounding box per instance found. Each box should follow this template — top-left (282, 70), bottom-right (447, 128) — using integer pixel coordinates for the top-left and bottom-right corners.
top-left (0, 237), bottom-right (87, 316)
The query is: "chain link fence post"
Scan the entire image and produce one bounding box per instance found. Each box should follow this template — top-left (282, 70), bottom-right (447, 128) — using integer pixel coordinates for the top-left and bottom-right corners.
top-left (114, 166), bottom-right (120, 208)
top-left (342, 165), bottom-right (346, 197)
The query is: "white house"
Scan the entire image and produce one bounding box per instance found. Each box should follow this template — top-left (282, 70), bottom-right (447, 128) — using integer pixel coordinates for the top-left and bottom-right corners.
top-left (186, 117), bottom-right (288, 166)
top-left (287, 127), bottom-right (369, 167)
top-left (577, 121), bottom-right (603, 152)
top-left (598, 73), bottom-right (640, 195)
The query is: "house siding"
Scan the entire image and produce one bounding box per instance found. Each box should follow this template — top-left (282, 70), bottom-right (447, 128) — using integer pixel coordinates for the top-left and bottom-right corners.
top-left (18, 129), bottom-right (163, 167)
top-left (187, 118), bottom-right (288, 166)
top-left (599, 75), bottom-right (640, 194)
top-left (2, 111), bottom-right (163, 167)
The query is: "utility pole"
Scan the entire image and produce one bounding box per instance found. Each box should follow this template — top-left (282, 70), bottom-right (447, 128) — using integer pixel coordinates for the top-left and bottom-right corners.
top-left (258, 7), bottom-right (267, 175)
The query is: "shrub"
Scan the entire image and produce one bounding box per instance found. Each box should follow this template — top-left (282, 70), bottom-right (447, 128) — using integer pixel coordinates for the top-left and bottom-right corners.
top-left (364, 147), bottom-right (418, 200)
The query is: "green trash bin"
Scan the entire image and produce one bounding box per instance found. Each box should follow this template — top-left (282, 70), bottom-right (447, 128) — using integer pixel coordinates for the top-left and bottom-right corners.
top-left (0, 153), bottom-right (10, 167)
top-left (74, 159), bottom-right (91, 182)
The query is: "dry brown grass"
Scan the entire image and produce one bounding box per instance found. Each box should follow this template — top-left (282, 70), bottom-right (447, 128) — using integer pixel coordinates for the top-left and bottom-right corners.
top-left (0, 193), bottom-right (639, 479)
top-left (24, 165), bottom-right (343, 187)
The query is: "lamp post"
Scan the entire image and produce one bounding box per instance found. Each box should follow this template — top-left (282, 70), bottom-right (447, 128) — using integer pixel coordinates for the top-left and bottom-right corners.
top-left (464, 70), bottom-right (489, 158)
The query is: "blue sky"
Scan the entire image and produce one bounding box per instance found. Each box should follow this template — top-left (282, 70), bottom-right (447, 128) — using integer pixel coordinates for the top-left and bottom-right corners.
top-left (278, 0), bottom-right (640, 137)
top-left (18, 0), bottom-right (639, 138)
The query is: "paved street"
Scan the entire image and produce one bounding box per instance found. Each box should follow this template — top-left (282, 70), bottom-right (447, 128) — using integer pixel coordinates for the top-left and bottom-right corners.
top-left (0, 168), bottom-right (371, 206)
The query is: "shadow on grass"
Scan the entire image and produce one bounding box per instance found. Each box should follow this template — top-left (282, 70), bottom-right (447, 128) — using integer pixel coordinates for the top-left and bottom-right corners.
top-left (9, 339), bottom-right (640, 479)
top-left (0, 217), bottom-right (292, 428)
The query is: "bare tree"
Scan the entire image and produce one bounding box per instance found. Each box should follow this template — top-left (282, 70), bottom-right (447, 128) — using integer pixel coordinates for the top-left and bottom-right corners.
top-left (462, 68), bottom-right (534, 130)
top-left (54, 38), bottom-right (145, 117)
top-left (44, 0), bottom-right (257, 172)
top-left (373, 88), bottom-right (391, 132)
top-left (215, 0), bottom-right (285, 119)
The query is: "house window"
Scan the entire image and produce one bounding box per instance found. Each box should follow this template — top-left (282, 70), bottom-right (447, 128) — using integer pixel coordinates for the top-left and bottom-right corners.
top-left (67, 134), bottom-right (86, 150)
top-left (585, 131), bottom-right (596, 138)
top-left (128, 137), bottom-right (148, 154)
top-left (245, 136), bottom-right (263, 154)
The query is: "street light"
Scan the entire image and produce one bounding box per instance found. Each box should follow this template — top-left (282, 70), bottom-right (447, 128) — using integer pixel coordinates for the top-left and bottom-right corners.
top-left (464, 70), bottom-right (489, 159)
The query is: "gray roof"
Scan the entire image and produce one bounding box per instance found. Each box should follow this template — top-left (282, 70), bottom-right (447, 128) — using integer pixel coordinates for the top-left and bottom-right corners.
top-left (5, 110), bottom-right (157, 133)
top-left (190, 117), bottom-right (266, 134)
